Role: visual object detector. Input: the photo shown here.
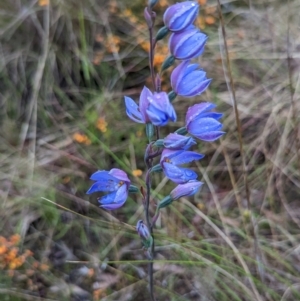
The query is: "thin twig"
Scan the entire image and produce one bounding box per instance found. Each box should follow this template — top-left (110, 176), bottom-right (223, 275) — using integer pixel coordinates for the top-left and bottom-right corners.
top-left (286, 0), bottom-right (300, 167)
top-left (217, 0), bottom-right (263, 285)
top-left (145, 166), bottom-right (156, 301)
top-left (216, 0), bottom-right (250, 212)
top-left (149, 27), bottom-right (156, 90)
top-left (144, 5), bottom-right (158, 300)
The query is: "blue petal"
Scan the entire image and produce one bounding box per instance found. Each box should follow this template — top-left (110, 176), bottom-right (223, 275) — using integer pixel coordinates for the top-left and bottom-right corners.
top-left (86, 180), bottom-right (116, 194)
top-left (101, 202), bottom-right (124, 210)
top-left (163, 133), bottom-right (196, 150)
top-left (170, 180), bottom-right (203, 200)
top-left (166, 104), bottom-right (177, 122)
top-left (124, 96), bottom-right (145, 123)
top-left (99, 185), bottom-right (128, 210)
top-left (185, 64), bottom-right (199, 74)
top-left (90, 171), bottom-right (118, 183)
top-left (147, 107), bottom-right (168, 126)
top-left (98, 191), bottom-right (117, 204)
top-left (198, 112), bottom-right (223, 120)
top-left (188, 117), bottom-right (223, 135)
top-left (161, 149), bottom-right (185, 163)
top-left (176, 31), bottom-right (207, 60)
top-left (114, 184), bottom-right (128, 205)
top-left (185, 103), bottom-right (216, 127)
top-left (163, 162), bottom-right (198, 184)
top-left (194, 131), bottom-right (225, 141)
top-left (171, 151), bottom-right (204, 165)
top-left (177, 167), bottom-right (198, 183)
top-left (184, 78), bottom-right (211, 97)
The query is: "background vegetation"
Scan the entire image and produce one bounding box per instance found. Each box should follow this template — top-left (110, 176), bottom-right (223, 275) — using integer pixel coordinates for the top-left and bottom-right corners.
top-left (1, 0), bottom-right (300, 300)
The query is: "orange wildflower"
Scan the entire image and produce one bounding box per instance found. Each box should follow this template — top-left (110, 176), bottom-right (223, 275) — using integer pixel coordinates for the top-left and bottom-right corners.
top-left (132, 169), bottom-right (143, 177)
top-left (39, 0), bottom-right (49, 6)
top-left (5, 248), bottom-right (18, 262)
top-left (96, 117), bottom-right (107, 133)
top-left (205, 16), bottom-right (216, 25)
top-left (72, 133), bottom-right (91, 145)
top-left (10, 234), bottom-right (21, 245)
top-left (0, 245), bottom-right (8, 255)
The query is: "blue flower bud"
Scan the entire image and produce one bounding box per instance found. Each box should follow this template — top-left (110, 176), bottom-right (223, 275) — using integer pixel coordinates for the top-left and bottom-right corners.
top-left (136, 220), bottom-right (151, 241)
top-left (169, 26), bottom-right (207, 60)
top-left (185, 103), bottom-right (224, 141)
top-left (163, 133), bottom-right (196, 150)
top-left (144, 7), bottom-right (154, 28)
top-left (163, 1), bottom-right (199, 32)
top-left (171, 60), bottom-right (212, 97)
top-left (170, 180), bottom-right (203, 200)
top-left (136, 220), bottom-right (153, 250)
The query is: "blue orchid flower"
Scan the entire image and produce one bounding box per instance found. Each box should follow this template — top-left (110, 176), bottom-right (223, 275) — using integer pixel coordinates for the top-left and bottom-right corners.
top-left (170, 180), bottom-right (203, 200)
top-left (163, 133), bottom-right (196, 150)
top-left (186, 102), bottom-right (224, 141)
top-left (160, 149), bottom-right (203, 184)
top-left (124, 86), bottom-right (176, 126)
top-left (171, 60), bottom-right (211, 97)
top-left (86, 168), bottom-right (130, 210)
top-left (163, 1), bottom-right (199, 32)
top-left (169, 25), bottom-right (207, 60)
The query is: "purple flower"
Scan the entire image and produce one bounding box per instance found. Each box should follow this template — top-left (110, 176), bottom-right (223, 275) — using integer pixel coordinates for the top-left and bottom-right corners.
top-left (171, 60), bottom-right (211, 97)
top-left (164, 1), bottom-right (199, 32)
top-left (125, 86), bottom-right (176, 126)
top-left (86, 168), bottom-right (130, 210)
top-left (163, 133), bottom-right (196, 150)
top-left (160, 149), bottom-right (203, 184)
top-left (169, 25), bottom-right (207, 60)
top-left (186, 102), bottom-right (224, 141)
top-left (170, 180), bottom-right (203, 200)
top-left (136, 220), bottom-right (151, 241)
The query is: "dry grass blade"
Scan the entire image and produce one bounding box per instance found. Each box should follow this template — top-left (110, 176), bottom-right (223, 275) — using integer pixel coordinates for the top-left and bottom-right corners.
top-left (181, 198), bottom-right (263, 301)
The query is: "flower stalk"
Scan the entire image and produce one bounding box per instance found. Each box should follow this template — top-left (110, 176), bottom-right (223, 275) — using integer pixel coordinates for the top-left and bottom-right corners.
top-left (86, 1), bottom-right (225, 300)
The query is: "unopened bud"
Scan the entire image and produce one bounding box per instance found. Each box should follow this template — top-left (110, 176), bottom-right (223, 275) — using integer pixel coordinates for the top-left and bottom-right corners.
top-left (155, 26), bottom-right (169, 41)
top-left (136, 220), bottom-right (151, 240)
top-left (175, 127), bottom-right (188, 135)
top-left (168, 91), bottom-right (177, 102)
top-left (144, 7), bottom-right (153, 28)
top-left (129, 185), bottom-right (139, 193)
top-left (146, 123), bottom-right (154, 141)
top-left (150, 164), bottom-right (163, 173)
top-left (161, 55), bottom-right (175, 72)
top-left (148, 0), bottom-right (158, 9)
top-left (157, 195), bottom-right (173, 209)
